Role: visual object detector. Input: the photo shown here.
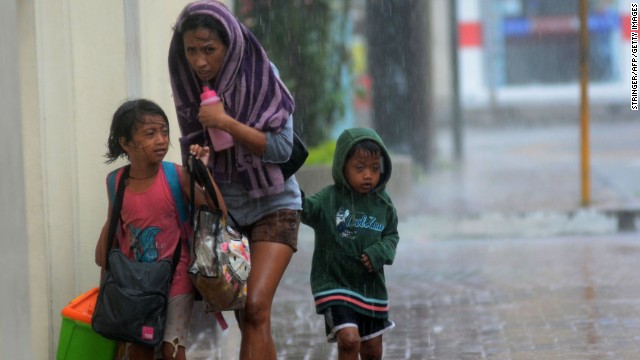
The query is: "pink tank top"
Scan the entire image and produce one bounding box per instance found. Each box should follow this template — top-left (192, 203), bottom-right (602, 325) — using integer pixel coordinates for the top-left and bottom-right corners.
top-left (114, 165), bottom-right (193, 297)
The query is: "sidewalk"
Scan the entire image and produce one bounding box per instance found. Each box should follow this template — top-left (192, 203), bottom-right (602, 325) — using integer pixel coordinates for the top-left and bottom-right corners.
top-left (393, 119), bottom-right (640, 239)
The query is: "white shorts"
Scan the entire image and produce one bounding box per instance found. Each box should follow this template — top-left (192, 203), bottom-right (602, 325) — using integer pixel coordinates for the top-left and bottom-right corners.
top-left (162, 293), bottom-right (194, 355)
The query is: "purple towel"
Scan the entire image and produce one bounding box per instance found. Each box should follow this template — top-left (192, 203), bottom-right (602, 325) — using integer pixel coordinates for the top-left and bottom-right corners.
top-left (168, 0), bottom-right (295, 198)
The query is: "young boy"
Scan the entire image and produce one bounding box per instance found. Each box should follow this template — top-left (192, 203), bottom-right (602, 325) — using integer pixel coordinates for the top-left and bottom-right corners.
top-left (301, 127), bottom-right (399, 360)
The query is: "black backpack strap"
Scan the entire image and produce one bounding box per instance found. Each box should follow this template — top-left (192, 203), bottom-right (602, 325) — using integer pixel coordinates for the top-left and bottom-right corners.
top-left (105, 166), bottom-right (129, 270)
top-left (170, 239), bottom-right (182, 275)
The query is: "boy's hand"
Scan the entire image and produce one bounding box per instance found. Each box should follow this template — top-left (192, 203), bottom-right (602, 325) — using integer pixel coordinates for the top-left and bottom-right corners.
top-left (189, 145), bottom-right (210, 165)
top-left (361, 253), bottom-right (374, 273)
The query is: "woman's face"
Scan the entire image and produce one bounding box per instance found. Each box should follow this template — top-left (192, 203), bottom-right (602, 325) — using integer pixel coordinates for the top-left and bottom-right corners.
top-left (183, 27), bottom-right (228, 82)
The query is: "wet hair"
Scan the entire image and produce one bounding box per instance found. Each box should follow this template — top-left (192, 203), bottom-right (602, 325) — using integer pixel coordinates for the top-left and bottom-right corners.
top-left (176, 13), bottom-right (230, 49)
top-left (345, 139), bottom-right (385, 174)
top-left (105, 99), bottom-right (169, 163)
top-left (346, 140), bottom-right (382, 162)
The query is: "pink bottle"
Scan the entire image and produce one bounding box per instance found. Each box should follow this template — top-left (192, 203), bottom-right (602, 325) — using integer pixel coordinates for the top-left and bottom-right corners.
top-left (201, 86), bottom-right (233, 152)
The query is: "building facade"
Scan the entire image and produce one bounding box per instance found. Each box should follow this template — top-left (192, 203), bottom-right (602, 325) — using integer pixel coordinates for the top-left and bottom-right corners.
top-left (458, 0), bottom-right (633, 118)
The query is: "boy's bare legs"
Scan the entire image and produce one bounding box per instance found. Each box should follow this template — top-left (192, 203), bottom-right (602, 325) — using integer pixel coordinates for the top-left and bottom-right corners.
top-left (336, 327), bottom-right (361, 360)
top-left (336, 329), bottom-right (383, 360)
top-left (239, 242), bottom-right (293, 360)
top-left (360, 336), bottom-right (383, 360)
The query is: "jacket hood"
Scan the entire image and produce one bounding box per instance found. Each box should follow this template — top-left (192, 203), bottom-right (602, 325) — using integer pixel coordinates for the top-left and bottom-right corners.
top-left (332, 127), bottom-right (392, 192)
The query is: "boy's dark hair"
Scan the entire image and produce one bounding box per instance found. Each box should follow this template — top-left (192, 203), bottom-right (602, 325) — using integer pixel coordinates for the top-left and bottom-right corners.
top-left (346, 140), bottom-right (382, 161)
top-left (176, 13), bottom-right (230, 48)
top-left (105, 99), bottom-right (169, 163)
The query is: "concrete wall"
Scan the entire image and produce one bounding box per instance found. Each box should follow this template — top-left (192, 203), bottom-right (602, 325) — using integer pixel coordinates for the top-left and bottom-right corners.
top-left (11, 0), bottom-right (229, 357)
top-left (1, 1), bottom-right (33, 359)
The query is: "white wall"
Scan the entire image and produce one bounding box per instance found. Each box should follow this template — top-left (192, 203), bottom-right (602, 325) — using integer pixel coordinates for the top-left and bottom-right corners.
top-left (14, 0), bottom-right (230, 357)
top-left (1, 1), bottom-right (33, 359)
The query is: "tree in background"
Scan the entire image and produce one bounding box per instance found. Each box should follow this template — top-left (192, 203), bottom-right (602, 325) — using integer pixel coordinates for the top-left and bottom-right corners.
top-left (236, 0), bottom-right (351, 147)
top-left (366, 0), bottom-right (432, 168)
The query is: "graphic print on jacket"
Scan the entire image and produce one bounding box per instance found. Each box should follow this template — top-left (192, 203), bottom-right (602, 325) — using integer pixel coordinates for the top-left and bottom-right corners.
top-left (129, 224), bottom-right (161, 262)
top-left (336, 207), bottom-right (384, 240)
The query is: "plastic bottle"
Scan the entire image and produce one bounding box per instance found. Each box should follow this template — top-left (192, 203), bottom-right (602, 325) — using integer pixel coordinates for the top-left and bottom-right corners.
top-left (200, 86), bottom-right (233, 151)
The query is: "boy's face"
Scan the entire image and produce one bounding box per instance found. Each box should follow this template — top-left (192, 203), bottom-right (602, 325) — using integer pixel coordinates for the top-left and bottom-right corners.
top-left (344, 148), bottom-right (382, 194)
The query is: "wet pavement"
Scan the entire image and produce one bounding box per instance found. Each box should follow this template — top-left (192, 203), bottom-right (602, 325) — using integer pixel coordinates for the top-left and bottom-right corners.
top-left (186, 120), bottom-right (640, 359)
top-left (188, 229), bottom-right (640, 360)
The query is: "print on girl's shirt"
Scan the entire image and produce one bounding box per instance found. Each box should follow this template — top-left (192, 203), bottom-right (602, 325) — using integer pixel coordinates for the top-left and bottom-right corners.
top-left (129, 225), bottom-right (160, 262)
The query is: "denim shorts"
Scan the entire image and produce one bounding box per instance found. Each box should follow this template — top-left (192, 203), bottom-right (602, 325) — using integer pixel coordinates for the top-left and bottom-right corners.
top-left (239, 209), bottom-right (301, 252)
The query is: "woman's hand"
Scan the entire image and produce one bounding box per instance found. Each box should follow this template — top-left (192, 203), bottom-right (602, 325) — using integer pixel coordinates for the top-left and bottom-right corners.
top-left (198, 101), bottom-right (231, 132)
top-left (199, 102), bottom-right (268, 156)
top-left (189, 144), bottom-right (211, 165)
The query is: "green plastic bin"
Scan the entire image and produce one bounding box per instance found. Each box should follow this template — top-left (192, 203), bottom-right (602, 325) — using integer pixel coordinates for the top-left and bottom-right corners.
top-left (56, 288), bottom-right (117, 360)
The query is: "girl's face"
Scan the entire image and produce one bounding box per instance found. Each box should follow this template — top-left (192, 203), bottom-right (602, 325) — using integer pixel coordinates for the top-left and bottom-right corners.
top-left (183, 27), bottom-right (228, 82)
top-left (121, 115), bottom-right (169, 166)
top-left (344, 148), bottom-right (382, 194)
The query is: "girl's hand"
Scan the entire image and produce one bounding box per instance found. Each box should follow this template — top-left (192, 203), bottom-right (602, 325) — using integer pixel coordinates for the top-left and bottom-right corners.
top-left (361, 253), bottom-right (374, 273)
top-left (189, 144), bottom-right (211, 165)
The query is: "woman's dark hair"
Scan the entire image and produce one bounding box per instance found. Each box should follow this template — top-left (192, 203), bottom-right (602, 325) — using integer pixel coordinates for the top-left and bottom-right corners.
top-left (176, 13), bottom-right (230, 48)
top-left (105, 99), bottom-right (169, 163)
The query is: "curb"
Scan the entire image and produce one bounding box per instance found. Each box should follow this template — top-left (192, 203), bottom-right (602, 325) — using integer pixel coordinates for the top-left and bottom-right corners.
top-left (400, 207), bottom-right (640, 241)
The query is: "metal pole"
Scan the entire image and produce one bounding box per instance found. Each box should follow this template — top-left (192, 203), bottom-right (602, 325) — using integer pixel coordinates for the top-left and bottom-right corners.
top-left (579, 0), bottom-right (591, 206)
top-left (450, 0), bottom-right (463, 162)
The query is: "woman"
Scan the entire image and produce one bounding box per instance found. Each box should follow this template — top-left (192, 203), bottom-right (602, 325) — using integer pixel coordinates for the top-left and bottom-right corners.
top-left (168, 1), bottom-right (301, 359)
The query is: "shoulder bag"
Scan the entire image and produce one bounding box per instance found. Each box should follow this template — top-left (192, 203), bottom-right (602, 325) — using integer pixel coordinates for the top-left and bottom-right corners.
top-left (92, 166), bottom-right (181, 346)
top-left (280, 131), bottom-right (308, 180)
top-left (188, 157), bottom-right (251, 313)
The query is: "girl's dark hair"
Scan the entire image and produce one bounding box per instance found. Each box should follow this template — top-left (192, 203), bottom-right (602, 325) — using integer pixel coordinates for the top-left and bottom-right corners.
top-left (176, 13), bottom-right (230, 48)
top-left (105, 99), bottom-right (169, 163)
top-left (346, 140), bottom-right (382, 161)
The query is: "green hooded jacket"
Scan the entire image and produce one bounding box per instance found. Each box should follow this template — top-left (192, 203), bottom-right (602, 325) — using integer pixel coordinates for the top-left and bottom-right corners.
top-left (301, 127), bottom-right (399, 319)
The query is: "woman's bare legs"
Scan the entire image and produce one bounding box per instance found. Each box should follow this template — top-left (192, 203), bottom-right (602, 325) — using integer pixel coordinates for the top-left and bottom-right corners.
top-left (238, 242), bottom-right (294, 360)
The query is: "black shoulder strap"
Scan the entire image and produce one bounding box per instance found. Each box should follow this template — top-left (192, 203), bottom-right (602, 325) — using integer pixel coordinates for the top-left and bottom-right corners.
top-left (105, 166), bottom-right (129, 270)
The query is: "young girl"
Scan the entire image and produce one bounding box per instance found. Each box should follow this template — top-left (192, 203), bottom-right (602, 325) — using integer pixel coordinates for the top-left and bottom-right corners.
top-left (94, 99), bottom-right (214, 360)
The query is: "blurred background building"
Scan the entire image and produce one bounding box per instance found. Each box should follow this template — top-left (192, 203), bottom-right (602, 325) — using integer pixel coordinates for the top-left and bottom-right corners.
top-left (457, 0), bottom-right (631, 122)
